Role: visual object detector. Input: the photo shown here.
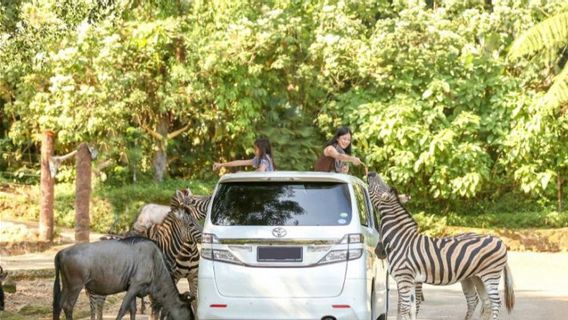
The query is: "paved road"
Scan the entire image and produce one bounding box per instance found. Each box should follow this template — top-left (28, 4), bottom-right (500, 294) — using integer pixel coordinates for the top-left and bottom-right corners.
top-left (5, 247), bottom-right (567, 319)
top-left (387, 251), bottom-right (568, 320)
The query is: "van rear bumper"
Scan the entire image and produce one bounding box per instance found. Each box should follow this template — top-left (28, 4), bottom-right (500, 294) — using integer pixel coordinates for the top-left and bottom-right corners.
top-left (196, 277), bottom-right (369, 320)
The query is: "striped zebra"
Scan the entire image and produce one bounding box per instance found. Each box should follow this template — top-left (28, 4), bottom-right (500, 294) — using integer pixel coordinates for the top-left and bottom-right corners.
top-left (87, 189), bottom-right (210, 320)
top-left (143, 189), bottom-right (207, 318)
top-left (367, 172), bottom-right (514, 320)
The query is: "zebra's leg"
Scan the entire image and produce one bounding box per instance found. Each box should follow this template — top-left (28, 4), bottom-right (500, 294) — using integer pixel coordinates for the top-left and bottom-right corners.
top-left (396, 278), bottom-right (415, 320)
top-left (473, 276), bottom-right (491, 320)
top-left (480, 274), bottom-right (502, 320)
top-left (415, 283), bottom-right (424, 316)
top-left (89, 293), bottom-right (106, 320)
top-left (188, 268), bottom-right (199, 312)
top-left (460, 278), bottom-right (479, 320)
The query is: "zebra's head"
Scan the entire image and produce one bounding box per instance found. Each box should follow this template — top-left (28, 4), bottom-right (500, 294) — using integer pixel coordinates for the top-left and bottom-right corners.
top-left (170, 189), bottom-right (203, 230)
top-left (171, 189), bottom-right (192, 220)
top-left (367, 172), bottom-right (399, 206)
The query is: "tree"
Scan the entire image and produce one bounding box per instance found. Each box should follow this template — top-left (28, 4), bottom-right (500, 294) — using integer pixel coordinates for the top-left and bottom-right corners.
top-left (507, 9), bottom-right (568, 211)
top-left (509, 11), bottom-right (568, 109)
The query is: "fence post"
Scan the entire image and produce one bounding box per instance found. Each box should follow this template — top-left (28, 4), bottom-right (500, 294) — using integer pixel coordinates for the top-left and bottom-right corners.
top-left (39, 130), bottom-right (55, 241)
top-left (75, 143), bottom-right (92, 243)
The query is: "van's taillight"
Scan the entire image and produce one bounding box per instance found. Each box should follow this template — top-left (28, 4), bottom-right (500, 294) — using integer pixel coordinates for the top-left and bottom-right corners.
top-left (210, 304), bottom-right (227, 308)
top-left (317, 249), bottom-right (363, 265)
top-left (201, 248), bottom-right (213, 259)
top-left (332, 304), bottom-right (351, 309)
top-left (201, 248), bottom-right (244, 265)
top-left (202, 233), bottom-right (219, 244)
top-left (339, 233), bottom-right (364, 244)
top-left (348, 233), bottom-right (363, 243)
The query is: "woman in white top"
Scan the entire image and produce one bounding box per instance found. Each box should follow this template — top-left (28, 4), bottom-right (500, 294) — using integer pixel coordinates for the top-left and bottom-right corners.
top-left (213, 137), bottom-right (275, 172)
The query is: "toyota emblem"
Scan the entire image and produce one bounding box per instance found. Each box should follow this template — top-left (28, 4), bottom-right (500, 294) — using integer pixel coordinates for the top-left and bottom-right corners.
top-left (272, 227), bottom-right (287, 238)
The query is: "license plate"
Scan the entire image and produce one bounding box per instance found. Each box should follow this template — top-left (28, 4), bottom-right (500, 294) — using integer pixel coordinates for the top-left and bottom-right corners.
top-left (257, 246), bottom-right (303, 262)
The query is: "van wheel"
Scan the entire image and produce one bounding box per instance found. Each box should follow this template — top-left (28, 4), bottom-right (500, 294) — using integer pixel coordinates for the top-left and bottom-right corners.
top-left (377, 314), bottom-right (386, 320)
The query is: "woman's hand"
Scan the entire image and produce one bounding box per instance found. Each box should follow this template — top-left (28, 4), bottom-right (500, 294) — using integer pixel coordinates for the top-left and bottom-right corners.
top-left (351, 156), bottom-right (362, 166)
top-left (213, 163), bottom-right (223, 170)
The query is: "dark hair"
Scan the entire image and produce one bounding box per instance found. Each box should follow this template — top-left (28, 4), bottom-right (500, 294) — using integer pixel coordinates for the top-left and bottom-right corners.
top-left (254, 137), bottom-right (276, 169)
top-left (325, 126), bottom-right (353, 155)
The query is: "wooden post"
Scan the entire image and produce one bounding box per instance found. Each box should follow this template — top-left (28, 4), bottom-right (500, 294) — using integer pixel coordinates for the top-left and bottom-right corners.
top-left (75, 143), bottom-right (91, 243)
top-left (39, 131), bottom-right (55, 241)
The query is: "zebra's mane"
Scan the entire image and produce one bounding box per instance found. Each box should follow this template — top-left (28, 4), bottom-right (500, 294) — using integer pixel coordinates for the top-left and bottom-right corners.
top-left (389, 187), bottom-right (419, 230)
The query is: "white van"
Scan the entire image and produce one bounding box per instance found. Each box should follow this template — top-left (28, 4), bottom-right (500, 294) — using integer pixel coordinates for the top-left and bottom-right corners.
top-left (197, 171), bottom-right (389, 320)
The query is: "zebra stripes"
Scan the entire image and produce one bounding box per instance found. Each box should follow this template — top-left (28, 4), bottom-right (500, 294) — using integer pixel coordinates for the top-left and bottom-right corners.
top-left (143, 189), bottom-right (205, 318)
top-left (367, 172), bottom-right (514, 320)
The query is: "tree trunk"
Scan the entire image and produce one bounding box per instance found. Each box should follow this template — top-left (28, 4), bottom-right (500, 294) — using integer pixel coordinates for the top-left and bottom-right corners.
top-left (558, 173), bottom-right (564, 212)
top-left (153, 116), bottom-right (169, 182)
top-left (75, 143), bottom-right (91, 243)
top-left (39, 131), bottom-right (55, 241)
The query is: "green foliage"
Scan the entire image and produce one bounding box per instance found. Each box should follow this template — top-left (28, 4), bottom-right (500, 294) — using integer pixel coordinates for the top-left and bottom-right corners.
top-left (508, 7), bottom-right (568, 115)
top-left (92, 178), bottom-right (215, 233)
top-left (1, 0), bottom-right (567, 208)
top-left (509, 11), bottom-right (568, 60)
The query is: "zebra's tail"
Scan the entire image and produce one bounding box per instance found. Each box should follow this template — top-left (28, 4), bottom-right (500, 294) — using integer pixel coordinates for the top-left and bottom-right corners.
top-left (53, 251), bottom-right (62, 320)
top-left (504, 263), bottom-right (515, 313)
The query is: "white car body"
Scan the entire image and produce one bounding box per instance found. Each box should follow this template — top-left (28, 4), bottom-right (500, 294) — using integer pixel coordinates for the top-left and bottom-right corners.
top-left (197, 171), bottom-right (389, 320)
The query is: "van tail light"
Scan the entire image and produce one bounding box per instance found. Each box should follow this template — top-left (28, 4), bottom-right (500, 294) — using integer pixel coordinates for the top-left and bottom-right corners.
top-left (202, 233), bottom-right (219, 244)
top-left (201, 248), bottom-right (244, 265)
top-left (210, 304), bottom-right (228, 308)
top-left (339, 233), bottom-right (364, 244)
top-left (348, 233), bottom-right (364, 243)
top-left (332, 304), bottom-right (351, 309)
top-left (317, 249), bottom-right (363, 265)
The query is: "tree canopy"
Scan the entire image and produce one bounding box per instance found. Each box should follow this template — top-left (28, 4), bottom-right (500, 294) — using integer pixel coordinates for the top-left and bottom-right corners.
top-left (1, 0), bottom-right (567, 207)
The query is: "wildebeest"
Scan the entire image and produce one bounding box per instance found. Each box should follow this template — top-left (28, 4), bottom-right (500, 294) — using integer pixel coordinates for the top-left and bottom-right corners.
top-left (0, 266), bottom-right (6, 311)
top-left (52, 237), bottom-right (192, 320)
top-left (92, 189), bottom-right (208, 319)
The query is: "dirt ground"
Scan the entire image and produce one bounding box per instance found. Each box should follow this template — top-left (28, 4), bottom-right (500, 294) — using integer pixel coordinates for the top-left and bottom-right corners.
top-left (1, 278), bottom-right (181, 320)
top-left (1, 278), bottom-right (139, 320)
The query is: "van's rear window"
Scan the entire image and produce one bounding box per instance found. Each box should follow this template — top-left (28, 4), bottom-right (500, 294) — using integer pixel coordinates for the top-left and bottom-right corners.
top-left (211, 182), bottom-right (352, 226)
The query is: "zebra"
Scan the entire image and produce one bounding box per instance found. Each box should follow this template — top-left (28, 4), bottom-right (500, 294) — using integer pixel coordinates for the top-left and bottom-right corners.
top-left (87, 189), bottom-right (210, 320)
top-left (367, 172), bottom-right (514, 320)
top-left (143, 189), bottom-right (206, 318)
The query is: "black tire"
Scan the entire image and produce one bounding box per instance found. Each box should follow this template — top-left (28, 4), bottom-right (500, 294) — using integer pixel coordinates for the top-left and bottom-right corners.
top-left (377, 314), bottom-right (386, 320)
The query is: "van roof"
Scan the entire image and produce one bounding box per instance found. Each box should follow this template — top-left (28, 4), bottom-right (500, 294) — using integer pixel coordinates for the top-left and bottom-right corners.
top-left (217, 171), bottom-right (367, 185)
